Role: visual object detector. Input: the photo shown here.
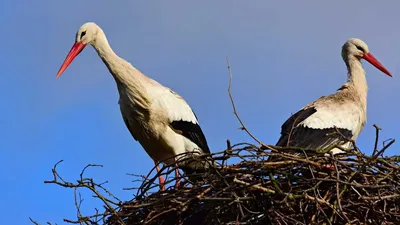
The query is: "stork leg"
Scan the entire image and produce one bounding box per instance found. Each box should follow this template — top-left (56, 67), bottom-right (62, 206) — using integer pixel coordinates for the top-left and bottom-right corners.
top-left (174, 165), bottom-right (182, 189)
top-left (154, 160), bottom-right (165, 191)
top-left (321, 163), bottom-right (335, 171)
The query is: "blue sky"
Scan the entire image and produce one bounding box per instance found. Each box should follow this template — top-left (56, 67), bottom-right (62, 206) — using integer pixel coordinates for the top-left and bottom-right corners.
top-left (1, 1), bottom-right (399, 224)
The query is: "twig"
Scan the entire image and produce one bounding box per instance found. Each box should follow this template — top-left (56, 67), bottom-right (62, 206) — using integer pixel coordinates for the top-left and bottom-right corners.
top-left (44, 161), bottom-right (125, 225)
top-left (29, 218), bottom-right (40, 225)
top-left (226, 57), bottom-right (274, 151)
top-left (40, 126), bottom-right (399, 225)
top-left (233, 177), bottom-right (275, 194)
top-left (373, 124), bottom-right (382, 156)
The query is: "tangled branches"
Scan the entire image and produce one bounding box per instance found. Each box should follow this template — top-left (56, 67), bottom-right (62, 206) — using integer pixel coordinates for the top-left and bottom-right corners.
top-left (31, 59), bottom-right (400, 224)
top-left (31, 125), bottom-right (400, 225)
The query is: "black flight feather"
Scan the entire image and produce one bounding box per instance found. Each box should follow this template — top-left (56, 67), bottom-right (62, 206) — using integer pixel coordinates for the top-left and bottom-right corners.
top-left (271, 107), bottom-right (353, 161)
top-left (170, 120), bottom-right (210, 154)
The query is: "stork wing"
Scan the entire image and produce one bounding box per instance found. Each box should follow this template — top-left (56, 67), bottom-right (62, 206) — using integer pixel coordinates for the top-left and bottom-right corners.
top-left (151, 88), bottom-right (210, 154)
top-left (276, 106), bottom-right (354, 151)
top-left (121, 112), bottom-right (139, 141)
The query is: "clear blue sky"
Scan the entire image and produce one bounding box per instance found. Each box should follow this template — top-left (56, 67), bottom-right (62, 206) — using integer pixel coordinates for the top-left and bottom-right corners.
top-left (1, 1), bottom-right (399, 224)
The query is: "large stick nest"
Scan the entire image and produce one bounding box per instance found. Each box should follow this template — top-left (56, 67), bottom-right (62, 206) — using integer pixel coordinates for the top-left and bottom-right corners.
top-left (31, 62), bottom-right (399, 225)
top-left (108, 141), bottom-right (400, 225)
top-left (34, 129), bottom-right (400, 225)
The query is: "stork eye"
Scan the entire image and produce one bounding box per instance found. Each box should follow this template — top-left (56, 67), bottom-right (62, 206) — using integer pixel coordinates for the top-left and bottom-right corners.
top-left (80, 31), bottom-right (87, 39)
top-left (356, 45), bottom-right (364, 52)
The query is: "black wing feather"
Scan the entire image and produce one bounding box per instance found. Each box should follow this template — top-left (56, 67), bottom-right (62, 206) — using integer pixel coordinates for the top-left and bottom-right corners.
top-left (276, 107), bottom-right (353, 151)
top-left (170, 120), bottom-right (211, 154)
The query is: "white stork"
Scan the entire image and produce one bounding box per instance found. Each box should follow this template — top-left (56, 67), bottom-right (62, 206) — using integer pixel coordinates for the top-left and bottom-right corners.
top-left (56, 22), bottom-right (212, 190)
top-left (271, 38), bottom-right (392, 161)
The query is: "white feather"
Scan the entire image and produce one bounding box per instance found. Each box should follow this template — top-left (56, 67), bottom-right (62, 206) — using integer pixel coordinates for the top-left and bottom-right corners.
top-left (299, 102), bottom-right (364, 139)
top-left (149, 86), bottom-right (198, 124)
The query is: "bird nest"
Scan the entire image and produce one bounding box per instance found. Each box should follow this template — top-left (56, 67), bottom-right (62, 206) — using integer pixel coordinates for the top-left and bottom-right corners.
top-left (32, 127), bottom-right (400, 225)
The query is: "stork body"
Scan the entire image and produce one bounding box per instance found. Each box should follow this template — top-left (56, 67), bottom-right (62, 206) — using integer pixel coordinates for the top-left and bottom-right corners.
top-left (56, 22), bottom-right (211, 190)
top-left (272, 38), bottom-right (392, 160)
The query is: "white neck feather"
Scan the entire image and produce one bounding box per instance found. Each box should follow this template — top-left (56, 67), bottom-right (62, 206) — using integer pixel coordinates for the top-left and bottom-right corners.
top-left (91, 29), bottom-right (151, 111)
top-left (344, 55), bottom-right (368, 106)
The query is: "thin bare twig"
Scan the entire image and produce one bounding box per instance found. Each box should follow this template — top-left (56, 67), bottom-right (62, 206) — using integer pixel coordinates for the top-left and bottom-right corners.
top-left (29, 218), bottom-right (40, 225)
top-left (38, 120), bottom-right (398, 225)
top-left (373, 124), bottom-right (382, 156)
top-left (226, 57), bottom-right (275, 151)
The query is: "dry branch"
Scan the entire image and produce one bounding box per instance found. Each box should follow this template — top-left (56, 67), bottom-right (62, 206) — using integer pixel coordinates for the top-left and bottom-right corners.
top-left (32, 134), bottom-right (400, 225)
top-left (31, 59), bottom-right (400, 225)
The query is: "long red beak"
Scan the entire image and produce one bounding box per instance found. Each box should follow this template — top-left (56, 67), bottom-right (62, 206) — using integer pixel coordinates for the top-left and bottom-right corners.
top-left (362, 52), bottom-right (392, 77)
top-left (56, 42), bottom-right (87, 78)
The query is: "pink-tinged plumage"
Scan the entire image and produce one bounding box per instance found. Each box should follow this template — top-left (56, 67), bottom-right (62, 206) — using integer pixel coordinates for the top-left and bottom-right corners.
top-left (272, 38), bottom-right (392, 160)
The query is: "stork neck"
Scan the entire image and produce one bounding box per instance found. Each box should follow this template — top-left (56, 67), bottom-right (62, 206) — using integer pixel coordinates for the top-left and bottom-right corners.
top-left (91, 30), bottom-right (151, 110)
top-left (345, 55), bottom-right (368, 104)
top-left (92, 32), bottom-right (129, 84)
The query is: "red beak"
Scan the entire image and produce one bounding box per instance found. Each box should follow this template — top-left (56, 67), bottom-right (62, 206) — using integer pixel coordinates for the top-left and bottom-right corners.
top-left (362, 52), bottom-right (392, 77)
top-left (56, 42), bottom-right (87, 78)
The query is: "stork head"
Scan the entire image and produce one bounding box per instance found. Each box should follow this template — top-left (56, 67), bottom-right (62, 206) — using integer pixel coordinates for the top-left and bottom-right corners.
top-left (56, 22), bottom-right (101, 78)
top-left (75, 22), bottom-right (100, 45)
top-left (342, 38), bottom-right (392, 77)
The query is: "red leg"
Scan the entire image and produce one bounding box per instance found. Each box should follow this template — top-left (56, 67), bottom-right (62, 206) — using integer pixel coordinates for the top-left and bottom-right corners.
top-left (154, 160), bottom-right (165, 191)
top-left (175, 167), bottom-right (182, 189)
top-left (321, 163), bottom-right (335, 171)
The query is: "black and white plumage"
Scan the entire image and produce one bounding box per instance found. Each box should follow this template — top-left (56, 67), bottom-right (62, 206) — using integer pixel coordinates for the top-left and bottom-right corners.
top-left (276, 107), bottom-right (353, 152)
top-left (170, 118), bottom-right (210, 155)
top-left (120, 86), bottom-right (211, 168)
top-left (271, 38), bottom-right (392, 161)
top-left (56, 22), bottom-right (212, 190)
